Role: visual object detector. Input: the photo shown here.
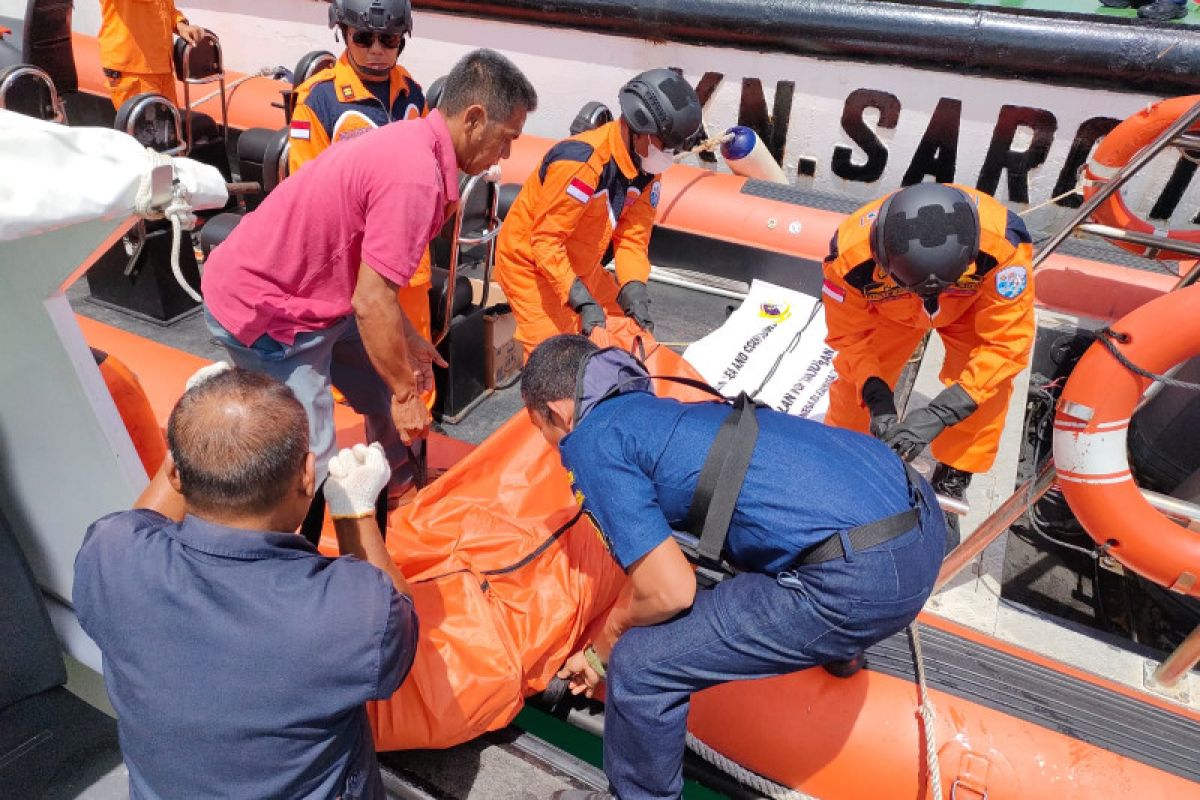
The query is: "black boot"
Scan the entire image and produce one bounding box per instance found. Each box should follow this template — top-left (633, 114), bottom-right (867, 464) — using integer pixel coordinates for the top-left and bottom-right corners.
top-left (931, 463), bottom-right (973, 553)
top-left (823, 651), bottom-right (867, 678)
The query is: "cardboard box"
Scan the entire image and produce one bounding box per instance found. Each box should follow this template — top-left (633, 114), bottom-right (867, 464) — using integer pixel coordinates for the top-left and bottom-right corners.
top-left (484, 307), bottom-right (522, 389)
top-left (469, 278), bottom-right (507, 307)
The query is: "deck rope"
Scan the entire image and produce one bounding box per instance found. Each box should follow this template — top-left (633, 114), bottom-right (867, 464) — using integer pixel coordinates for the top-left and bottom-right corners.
top-left (683, 625), bottom-right (940, 800)
top-left (133, 149), bottom-right (203, 303)
top-left (909, 623), bottom-right (944, 800)
top-left (685, 732), bottom-right (818, 800)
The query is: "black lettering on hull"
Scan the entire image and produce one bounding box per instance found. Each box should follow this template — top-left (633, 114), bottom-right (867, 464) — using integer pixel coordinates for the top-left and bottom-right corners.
top-left (976, 105), bottom-right (1057, 203)
top-left (902, 97), bottom-right (962, 186)
top-left (831, 89), bottom-right (901, 183)
top-left (1052, 116), bottom-right (1119, 209)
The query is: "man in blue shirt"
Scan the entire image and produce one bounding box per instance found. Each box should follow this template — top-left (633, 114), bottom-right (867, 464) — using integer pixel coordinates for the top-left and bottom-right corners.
top-left (74, 364), bottom-right (417, 799)
top-left (522, 335), bottom-right (946, 800)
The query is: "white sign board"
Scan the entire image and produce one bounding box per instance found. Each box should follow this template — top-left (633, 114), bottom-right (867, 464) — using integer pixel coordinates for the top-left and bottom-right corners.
top-left (684, 280), bottom-right (836, 421)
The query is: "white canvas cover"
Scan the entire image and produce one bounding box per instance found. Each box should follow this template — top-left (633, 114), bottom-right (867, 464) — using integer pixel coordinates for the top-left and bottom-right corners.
top-left (0, 109), bottom-right (228, 242)
top-left (684, 279), bottom-right (836, 420)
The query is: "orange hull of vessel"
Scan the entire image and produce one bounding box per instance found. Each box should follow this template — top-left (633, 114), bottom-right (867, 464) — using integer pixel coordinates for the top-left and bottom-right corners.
top-left (81, 315), bottom-right (1200, 798)
top-left (68, 33), bottom-right (1198, 795)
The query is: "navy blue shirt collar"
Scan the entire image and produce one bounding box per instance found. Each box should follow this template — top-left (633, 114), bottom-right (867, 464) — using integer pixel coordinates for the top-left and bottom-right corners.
top-left (167, 514), bottom-right (318, 561)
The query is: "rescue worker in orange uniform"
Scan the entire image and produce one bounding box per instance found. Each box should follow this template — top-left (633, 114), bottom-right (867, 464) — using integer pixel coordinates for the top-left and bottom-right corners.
top-left (98, 0), bottom-right (204, 109)
top-left (494, 69), bottom-right (704, 356)
top-left (821, 183), bottom-right (1035, 539)
top-left (289, 0), bottom-right (433, 342)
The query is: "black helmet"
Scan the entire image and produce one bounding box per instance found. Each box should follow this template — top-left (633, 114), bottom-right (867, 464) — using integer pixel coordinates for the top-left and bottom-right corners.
top-left (870, 183), bottom-right (980, 303)
top-left (618, 69), bottom-right (703, 152)
top-left (329, 0), bottom-right (413, 36)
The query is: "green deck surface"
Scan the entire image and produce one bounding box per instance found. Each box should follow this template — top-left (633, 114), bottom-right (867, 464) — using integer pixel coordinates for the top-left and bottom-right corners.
top-left (940, 0), bottom-right (1198, 25)
top-left (514, 708), bottom-right (728, 799)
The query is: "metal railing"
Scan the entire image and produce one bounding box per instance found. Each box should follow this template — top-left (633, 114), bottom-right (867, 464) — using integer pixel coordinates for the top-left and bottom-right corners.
top-left (941, 97), bottom-right (1200, 692)
top-left (434, 168), bottom-right (503, 347)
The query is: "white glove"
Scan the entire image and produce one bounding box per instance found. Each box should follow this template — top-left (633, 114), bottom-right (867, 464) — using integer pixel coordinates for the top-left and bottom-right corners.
top-left (324, 442), bottom-right (390, 519)
top-left (185, 361), bottom-right (232, 391)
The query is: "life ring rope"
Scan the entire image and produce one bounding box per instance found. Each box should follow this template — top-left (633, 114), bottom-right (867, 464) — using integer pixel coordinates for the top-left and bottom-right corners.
top-left (1093, 327), bottom-right (1200, 392)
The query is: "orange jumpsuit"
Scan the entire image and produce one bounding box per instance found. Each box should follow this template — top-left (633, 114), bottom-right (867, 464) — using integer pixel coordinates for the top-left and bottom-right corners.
top-left (289, 55), bottom-right (432, 340)
top-left (99, 0), bottom-right (184, 108)
top-left (493, 121), bottom-right (659, 356)
top-left (821, 185), bottom-right (1035, 474)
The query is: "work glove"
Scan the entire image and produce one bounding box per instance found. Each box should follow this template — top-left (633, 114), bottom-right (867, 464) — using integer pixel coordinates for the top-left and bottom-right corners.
top-left (567, 278), bottom-right (607, 335)
top-left (324, 442), bottom-right (391, 519)
top-left (185, 361), bottom-right (231, 391)
top-left (885, 383), bottom-right (978, 462)
top-left (617, 280), bottom-right (654, 333)
top-left (861, 376), bottom-right (898, 440)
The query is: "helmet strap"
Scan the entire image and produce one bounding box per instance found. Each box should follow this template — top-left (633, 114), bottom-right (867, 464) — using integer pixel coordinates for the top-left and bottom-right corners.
top-left (345, 42), bottom-right (393, 79)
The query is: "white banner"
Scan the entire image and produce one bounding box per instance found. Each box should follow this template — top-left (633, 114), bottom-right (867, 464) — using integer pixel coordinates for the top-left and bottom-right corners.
top-left (684, 280), bottom-right (836, 420)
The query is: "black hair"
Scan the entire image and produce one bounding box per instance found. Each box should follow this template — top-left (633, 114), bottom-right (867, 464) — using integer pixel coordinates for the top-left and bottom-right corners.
top-left (438, 48), bottom-right (538, 122)
top-left (167, 369), bottom-right (309, 516)
top-left (520, 334), bottom-right (598, 418)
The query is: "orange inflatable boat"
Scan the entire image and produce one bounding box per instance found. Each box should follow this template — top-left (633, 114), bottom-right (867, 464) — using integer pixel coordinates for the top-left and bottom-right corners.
top-left (64, 33), bottom-right (1200, 799)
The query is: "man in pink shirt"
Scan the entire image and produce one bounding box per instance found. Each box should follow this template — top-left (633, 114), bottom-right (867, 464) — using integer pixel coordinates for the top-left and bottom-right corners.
top-left (201, 49), bottom-right (536, 537)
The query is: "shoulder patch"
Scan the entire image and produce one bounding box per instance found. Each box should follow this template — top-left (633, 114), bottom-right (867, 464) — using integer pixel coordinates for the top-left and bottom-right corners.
top-left (821, 279), bottom-right (845, 303)
top-left (993, 265), bottom-right (1029, 300)
top-left (649, 180), bottom-right (661, 208)
top-left (538, 140), bottom-right (597, 183)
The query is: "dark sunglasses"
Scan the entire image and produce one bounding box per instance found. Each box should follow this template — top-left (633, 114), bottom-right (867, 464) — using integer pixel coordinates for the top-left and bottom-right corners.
top-left (349, 30), bottom-right (404, 49)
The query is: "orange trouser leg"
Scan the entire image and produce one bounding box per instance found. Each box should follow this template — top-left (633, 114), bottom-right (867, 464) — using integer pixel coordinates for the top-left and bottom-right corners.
top-left (107, 71), bottom-right (178, 110)
top-left (825, 320), bottom-right (927, 433)
top-left (930, 326), bottom-right (1012, 475)
top-left (505, 261), bottom-right (624, 359)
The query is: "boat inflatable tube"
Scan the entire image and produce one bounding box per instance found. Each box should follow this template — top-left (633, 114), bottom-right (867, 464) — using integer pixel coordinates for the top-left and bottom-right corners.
top-left (720, 125), bottom-right (788, 185)
top-left (1083, 95), bottom-right (1200, 259)
top-left (92, 348), bottom-right (166, 479)
top-left (1053, 282), bottom-right (1200, 596)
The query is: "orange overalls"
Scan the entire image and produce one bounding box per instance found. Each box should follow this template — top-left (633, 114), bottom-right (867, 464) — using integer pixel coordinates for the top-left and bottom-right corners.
top-left (289, 55), bottom-right (432, 340)
top-left (821, 186), bottom-right (1035, 474)
top-left (98, 0), bottom-right (184, 109)
top-left (493, 120), bottom-right (659, 356)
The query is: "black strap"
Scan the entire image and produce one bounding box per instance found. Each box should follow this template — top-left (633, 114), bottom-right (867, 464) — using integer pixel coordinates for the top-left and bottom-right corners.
top-left (683, 392), bottom-right (760, 567)
top-left (796, 507), bottom-right (919, 566)
top-left (795, 463), bottom-right (926, 567)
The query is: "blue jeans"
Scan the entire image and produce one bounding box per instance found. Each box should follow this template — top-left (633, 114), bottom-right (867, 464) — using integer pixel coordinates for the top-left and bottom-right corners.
top-left (204, 309), bottom-right (410, 487)
top-left (603, 481), bottom-right (945, 800)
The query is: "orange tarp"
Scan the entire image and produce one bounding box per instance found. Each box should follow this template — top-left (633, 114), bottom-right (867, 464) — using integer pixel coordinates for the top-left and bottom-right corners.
top-left (82, 313), bottom-right (706, 750)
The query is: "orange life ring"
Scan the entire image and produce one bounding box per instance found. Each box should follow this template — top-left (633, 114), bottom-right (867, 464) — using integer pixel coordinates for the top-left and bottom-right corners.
top-left (1052, 283), bottom-right (1200, 597)
top-left (93, 348), bottom-right (168, 478)
top-left (1082, 95), bottom-right (1200, 259)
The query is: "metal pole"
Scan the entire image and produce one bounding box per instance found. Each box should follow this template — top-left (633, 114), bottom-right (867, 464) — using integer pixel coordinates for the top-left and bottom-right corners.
top-left (935, 458), bottom-right (1056, 592)
top-left (1033, 98), bottom-right (1200, 269)
top-left (1142, 488), bottom-right (1200, 526)
top-left (1148, 623), bottom-right (1200, 689)
top-left (1077, 223), bottom-right (1200, 260)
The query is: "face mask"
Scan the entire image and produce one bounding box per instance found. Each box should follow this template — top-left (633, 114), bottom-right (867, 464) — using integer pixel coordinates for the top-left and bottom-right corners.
top-left (640, 143), bottom-right (675, 175)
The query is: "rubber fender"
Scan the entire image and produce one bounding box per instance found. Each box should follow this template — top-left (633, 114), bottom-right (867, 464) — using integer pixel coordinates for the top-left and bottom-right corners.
top-left (92, 348), bottom-right (167, 479)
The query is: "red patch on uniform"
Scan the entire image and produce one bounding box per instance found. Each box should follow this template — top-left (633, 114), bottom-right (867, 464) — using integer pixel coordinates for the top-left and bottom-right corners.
top-left (289, 120), bottom-right (312, 141)
top-left (821, 279), bottom-right (846, 303)
top-left (565, 177), bottom-right (594, 204)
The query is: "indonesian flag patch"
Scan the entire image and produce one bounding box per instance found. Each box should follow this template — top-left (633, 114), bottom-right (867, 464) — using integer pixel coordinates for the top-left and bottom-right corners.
top-left (289, 120), bottom-right (312, 141)
top-left (566, 177), bottom-right (594, 204)
top-left (821, 278), bottom-right (846, 303)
